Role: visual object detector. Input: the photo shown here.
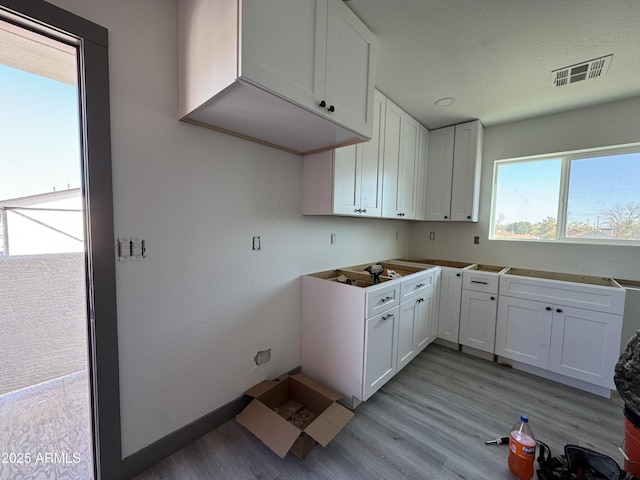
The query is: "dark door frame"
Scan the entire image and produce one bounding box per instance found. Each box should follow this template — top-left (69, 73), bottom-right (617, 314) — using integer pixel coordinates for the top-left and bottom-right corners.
top-left (0, 1), bottom-right (122, 479)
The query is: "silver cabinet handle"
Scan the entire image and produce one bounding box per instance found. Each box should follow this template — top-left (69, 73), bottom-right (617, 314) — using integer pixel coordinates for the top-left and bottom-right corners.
top-left (416, 283), bottom-right (425, 288)
top-left (471, 280), bottom-right (489, 285)
top-left (382, 313), bottom-right (394, 321)
top-left (380, 296), bottom-right (393, 303)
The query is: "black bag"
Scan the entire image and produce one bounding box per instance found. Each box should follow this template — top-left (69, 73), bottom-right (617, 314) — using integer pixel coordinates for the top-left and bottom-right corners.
top-left (537, 441), bottom-right (637, 480)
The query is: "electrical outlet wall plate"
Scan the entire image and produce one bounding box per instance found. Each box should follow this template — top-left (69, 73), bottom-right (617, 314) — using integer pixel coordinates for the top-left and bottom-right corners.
top-left (117, 236), bottom-right (131, 261)
top-left (131, 237), bottom-right (146, 260)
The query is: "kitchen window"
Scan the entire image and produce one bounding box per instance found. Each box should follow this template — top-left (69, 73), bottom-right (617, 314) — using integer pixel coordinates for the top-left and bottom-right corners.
top-left (490, 144), bottom-right (640, 245)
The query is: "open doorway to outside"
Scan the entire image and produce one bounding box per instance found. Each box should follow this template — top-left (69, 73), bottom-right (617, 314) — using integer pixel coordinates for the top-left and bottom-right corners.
top-left (0, 17), bottom-right (93, 480)
top-left (0, 1), bottom-right (121, 479)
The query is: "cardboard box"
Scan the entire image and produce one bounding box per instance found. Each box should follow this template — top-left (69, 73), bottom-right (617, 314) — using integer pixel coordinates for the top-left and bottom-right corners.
top-left (236, 373), bottom-right (355, 459)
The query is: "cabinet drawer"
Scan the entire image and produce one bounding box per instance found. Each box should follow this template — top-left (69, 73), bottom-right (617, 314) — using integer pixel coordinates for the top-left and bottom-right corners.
top-left (463, 270), bottom-right (499, 294)
top-left (366, 283), bottom-right (400, 318)
top-left (400, 270), bottom-right (435, 302)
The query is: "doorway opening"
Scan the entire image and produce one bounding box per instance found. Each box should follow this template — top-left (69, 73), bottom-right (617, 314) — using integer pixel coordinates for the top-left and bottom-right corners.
top-left (0, 2), bottom-right (121, 478)
top-left (0, 16), bottom-right (92, 480)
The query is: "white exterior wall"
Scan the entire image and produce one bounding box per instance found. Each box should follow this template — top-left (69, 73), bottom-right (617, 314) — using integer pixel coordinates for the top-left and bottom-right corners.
top-left (4, 196), bottom-right (83, 255)
top-left (47, 0), bottom-right (410, 457)
top-left (0, 254), bottom-right (87, 395)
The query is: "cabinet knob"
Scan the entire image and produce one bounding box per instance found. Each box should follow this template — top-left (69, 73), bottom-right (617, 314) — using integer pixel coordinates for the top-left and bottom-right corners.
top-left (361, 208), bottom-right (367, 213)
top-left (467, 215), bottom-right (471, 219)
top-left (456, 273), bottom-right (461, 277)
top-left (546, 306), bottom-right (552, 311)
top-left (354, 208), bottom-right (361, 213)
top-left (417, 298), bottom-right (424, 303)
top-left (328, 105), bottom-right (335, 113)
top-left (556, 308), bottom-right (563, 313)
top-left (490, 296), bottom-right (495, 301)
top-left (319, 100), bottom-right (326, 108)
top-left (444, 215), bottom-right (448, 219)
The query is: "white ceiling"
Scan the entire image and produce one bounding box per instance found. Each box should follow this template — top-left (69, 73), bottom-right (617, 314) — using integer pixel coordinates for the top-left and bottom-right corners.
top-left (346, 0), bottom-right (640, 130)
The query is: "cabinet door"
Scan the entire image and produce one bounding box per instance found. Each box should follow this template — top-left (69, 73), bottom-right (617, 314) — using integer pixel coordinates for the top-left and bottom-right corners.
top-left (459, 290), bottom-right (498, 353)
top-left (397, 300), bottom-right (418, 372)
top-left (450, 120), bottom-right (482, 222)
top-left (363, 306), bottom-right (399, 400)
top-left (415, 287), bottom-right (436, 352)
top-left (325, 0), bottom-right (377, 137)
top-left (424, 126), bottom-right (455, 221)
top-left (359, 90), bottom-right (385, 217)
top-left (495, 297), bottom-right (552, 368)
top-left (436, 268), bottom-right (463, 343)
top-left (381, 99), bottom-right (403, 218)
top-left (332, 144), bottom-right (361, 215)
top-left (398, 114), bottom-right (420, 219)
top-left (240, 0), bottom-right (327, 113)
top-left (414, 125), bottom-right (429, 221)
top-left (548, 306), bottom-right (622, 388)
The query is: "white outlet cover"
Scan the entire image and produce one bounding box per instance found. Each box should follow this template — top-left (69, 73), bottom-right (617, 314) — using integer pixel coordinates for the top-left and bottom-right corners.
top-left (117, 237), bottom-right (131, 261)
top-left (131, 237), bottom-right (144, 260)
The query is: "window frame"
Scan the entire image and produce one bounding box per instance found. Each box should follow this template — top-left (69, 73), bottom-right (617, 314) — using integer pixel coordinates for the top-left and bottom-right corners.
top-left (490, 143), bottom-right (640, 246)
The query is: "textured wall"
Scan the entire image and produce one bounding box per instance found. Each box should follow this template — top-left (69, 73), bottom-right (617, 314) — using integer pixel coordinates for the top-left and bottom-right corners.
top-left (0, 254), bottom-right (87, 396)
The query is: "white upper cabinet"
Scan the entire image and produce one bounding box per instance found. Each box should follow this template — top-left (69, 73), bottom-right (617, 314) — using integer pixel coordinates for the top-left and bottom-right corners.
top-left (382, 99), bottom-right (421, 219)
top-left (424, 126), bottom-right (455, 221)
top-left (414, 125), bottom-right (429, 221)
top-left (450, 120), bottom-right (483, 221)
top-left (240, 0), bottom-right (326, 112)
top-left (381, 99), bottom-right (403, 218)
top-left (178, 0), bottom-right (377, 155)
top-left (324, 0), bottom-right (377, 136)
top-left (399, 114), bottom-right (421, 219)
top-left (358, 90), bottom-right (386, 216)
top-left (302, 90), bottom-right (385, 217)
top-left (424, 120), bottom-right (483, 221)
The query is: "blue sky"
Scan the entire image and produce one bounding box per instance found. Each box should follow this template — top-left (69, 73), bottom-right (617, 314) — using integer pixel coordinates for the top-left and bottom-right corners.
top-left (0, 64), bottom-right (80, 200)
top-left (494, 153), bottom-right (640, 226)
top-left (493, 158), bottom-right (561, 224)
top-left (567, 153), bottom-right (640, 227)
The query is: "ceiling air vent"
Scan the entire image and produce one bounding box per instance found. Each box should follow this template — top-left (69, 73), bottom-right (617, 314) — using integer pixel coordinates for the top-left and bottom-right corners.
top-left (551, 54), bottom-right (613, 87)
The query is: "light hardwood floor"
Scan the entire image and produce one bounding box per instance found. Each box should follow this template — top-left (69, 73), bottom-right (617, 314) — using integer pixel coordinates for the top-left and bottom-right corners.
top-left (134, 345), bottom-right (626, 480)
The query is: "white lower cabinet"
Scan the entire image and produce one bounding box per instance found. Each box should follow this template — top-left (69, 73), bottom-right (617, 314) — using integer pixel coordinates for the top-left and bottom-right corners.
top-left (436, 267), bottom-right (464, 344)
top-left (364, 306), bottom-right (399, 400)
top-left (495, 296), bottom-right (553, 368)
top-left (495, 269), bottom-right (625, 391)
top-left (459, 290), bottom-right (498, 353)
top-left (301, 263), bottom-right (437, 404)
top-left (397, 278), bottom-right (436, 372)
top-left (548, 306), bottom-right (623, 388)
top-left (458, 266), bottom-right (503, 354)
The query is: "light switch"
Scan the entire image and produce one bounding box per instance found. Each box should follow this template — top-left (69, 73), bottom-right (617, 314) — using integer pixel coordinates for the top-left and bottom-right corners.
top-left (117, 237), bottom-right (131, 261)
top-left (131, 237), bottom-right (146, 260)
